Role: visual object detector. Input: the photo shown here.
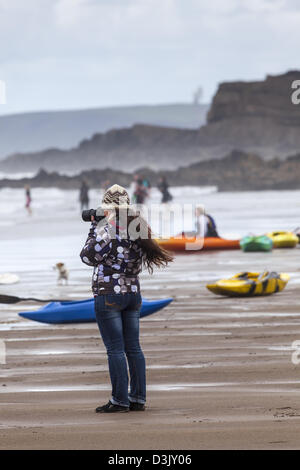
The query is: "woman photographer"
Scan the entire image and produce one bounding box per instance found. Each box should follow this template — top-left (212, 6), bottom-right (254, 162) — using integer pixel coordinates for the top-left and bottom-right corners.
top-left (80, 184), bottom-right (173, 413)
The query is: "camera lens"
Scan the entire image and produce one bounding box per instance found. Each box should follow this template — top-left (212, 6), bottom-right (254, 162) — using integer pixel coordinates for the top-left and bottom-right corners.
top-left (81, 208), bottom-right (106, 222)
top-left (81, 209), bottom-right (95, 222)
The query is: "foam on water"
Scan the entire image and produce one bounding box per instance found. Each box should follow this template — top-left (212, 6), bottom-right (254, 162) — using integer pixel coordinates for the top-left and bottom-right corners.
top-left (1, 186), bottom-right (300, 235)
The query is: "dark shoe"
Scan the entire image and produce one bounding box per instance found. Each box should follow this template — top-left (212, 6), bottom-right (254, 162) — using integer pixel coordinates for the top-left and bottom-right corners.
top-left (129, 402), bottom-right (145, 411)
top-left (95, 401), bottom-right (129, 413)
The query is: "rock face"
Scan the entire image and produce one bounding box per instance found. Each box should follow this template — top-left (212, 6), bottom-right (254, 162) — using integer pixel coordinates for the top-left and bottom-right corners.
top-left (0, 71), bottom-right (300, 174)
top-left (0, 124), bottom-right (201, 173)
top-left (0, 103), bottom-right (209, 161)
top-left (201, 70), bottom-right (300, 158)
top-left (169, 150), bottom-right (300, 190)
top-left (207, 71), bottom-right (300, 125)
top-left (1, 150), bottom-right (300, 191)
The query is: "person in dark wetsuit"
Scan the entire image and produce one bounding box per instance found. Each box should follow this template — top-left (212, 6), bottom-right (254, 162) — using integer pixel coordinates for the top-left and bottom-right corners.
top-left (157, 176), bottom-right (172, 203)
top-left (195, 206), bottom-right (219, 238)
top-left (79, 180), bottom-right (90, 211)
top-left (80, 184), bottom-right (173, 413)
top-left (205, 214), bottom-right (219, 237)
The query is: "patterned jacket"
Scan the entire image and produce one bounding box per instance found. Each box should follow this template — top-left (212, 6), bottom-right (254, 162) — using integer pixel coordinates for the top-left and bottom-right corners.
top-left (80, 221), bottom-right (143, 296)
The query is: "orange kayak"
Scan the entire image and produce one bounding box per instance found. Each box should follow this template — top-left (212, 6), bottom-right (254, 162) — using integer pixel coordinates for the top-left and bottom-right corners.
top-left (157, 236), bottom-right (240, 252)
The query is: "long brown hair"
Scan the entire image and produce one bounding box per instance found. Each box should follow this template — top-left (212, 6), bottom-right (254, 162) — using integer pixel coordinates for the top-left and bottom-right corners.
top-left (138, 218), bottom-right (174, 274)
top-left (115, 209), bottom-right (174, 274)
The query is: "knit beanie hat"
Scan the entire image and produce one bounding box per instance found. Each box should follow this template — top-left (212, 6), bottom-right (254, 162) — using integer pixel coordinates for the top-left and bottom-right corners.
top-left (102, 184), bottom-right (130, 209)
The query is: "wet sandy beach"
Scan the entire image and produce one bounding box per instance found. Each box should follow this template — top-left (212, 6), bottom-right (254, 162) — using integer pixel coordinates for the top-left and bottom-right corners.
top-left (1, 188), bottom-right (300, 449)
top-left (1, 248), bottom-right (300, 449)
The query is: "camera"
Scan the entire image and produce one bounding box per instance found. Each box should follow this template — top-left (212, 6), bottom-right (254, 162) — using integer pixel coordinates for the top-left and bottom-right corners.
top-left (81, 209), bottom-right (106, 223)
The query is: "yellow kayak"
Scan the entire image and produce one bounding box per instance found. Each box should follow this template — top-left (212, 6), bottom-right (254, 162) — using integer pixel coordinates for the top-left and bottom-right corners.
top-left (266, 231), bottom-right (298, 248)
top-left (206, 271), bottom-right (290, 297)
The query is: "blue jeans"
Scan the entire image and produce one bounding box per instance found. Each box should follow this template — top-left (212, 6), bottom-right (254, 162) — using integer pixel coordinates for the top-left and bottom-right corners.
top-left (94, 292), bottom-right (146, 407)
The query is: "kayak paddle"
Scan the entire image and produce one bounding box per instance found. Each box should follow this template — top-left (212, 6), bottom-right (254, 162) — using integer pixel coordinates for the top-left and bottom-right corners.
top-left (0, 294), bottom-right (67, 304)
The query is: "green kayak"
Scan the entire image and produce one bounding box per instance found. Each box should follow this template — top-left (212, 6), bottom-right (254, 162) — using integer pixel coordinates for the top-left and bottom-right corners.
top-left (240, 235), bottom-right (273, 252)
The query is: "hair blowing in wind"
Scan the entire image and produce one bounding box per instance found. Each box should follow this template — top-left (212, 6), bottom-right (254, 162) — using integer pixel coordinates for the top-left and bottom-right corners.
top-left (121, 210), bottom-right (174, 274)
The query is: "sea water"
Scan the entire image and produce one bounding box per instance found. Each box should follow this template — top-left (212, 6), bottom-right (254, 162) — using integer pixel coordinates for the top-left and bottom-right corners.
top-left (1, 185), bottom-right (299, 235)
top-left (0, 185), bottom-right (299, 300)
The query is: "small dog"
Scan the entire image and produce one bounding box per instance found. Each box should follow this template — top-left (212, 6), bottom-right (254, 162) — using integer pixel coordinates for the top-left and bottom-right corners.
top-left (53, 262), bottom-right (69, 285)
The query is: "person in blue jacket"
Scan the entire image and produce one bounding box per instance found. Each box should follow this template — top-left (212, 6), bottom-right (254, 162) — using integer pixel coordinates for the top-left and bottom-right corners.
top-left (195, 206), bottom-right (219, 238)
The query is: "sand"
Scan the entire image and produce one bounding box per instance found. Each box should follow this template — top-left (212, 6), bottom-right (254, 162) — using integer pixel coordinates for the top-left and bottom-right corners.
top-left (1, 247), bottom-right (300, 450)
top-left (1, 187), bottom-right (300, 449)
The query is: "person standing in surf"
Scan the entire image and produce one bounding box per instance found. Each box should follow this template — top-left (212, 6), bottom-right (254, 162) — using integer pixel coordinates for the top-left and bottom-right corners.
top-left (80, 184), bottom-right (173, 413)
top-left (79, 179), bottom-right (90, 211)
top-left (157, 176), bottom-right (172, 203)
top-left (25, 185), bottom-right (32, 215)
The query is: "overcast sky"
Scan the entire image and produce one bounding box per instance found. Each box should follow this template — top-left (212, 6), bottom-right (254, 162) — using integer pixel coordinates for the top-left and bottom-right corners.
top-left (0, 0), bottom-right (299, 115)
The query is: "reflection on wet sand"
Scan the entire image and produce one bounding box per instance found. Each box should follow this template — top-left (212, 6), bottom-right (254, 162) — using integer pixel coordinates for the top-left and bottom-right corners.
top-left (1, 188), bottom-right (300, 449)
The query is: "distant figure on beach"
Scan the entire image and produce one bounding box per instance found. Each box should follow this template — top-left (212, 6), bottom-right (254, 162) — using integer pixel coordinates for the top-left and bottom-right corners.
top-left (142, 176), bottom-right (151, 203)
top-left (142, 176), bottom-right (151, 189)
top-left (79, 179), bottom-right (90, 211)
top-left (80, 184), bottom-right (173, 413)
top-left (195, 206), bottom-right (219, 238)
top-left (132, 174), bottom-right (148, 204)
top-left (25, 185), bottom-right (32, 215)
top-left (157, 176), bottom-right (172, 203)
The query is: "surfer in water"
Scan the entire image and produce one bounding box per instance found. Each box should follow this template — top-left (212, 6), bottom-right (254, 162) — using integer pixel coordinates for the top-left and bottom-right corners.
top-left (80, 184), bottom-right (173, 413)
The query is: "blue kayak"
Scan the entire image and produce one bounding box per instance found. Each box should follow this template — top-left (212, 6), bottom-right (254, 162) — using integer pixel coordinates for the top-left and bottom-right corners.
top-left (18, 297), bottom-right (173, 324)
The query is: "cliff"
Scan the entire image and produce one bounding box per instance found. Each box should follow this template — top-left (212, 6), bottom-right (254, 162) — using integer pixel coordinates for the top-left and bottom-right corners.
top-left (200, 70), bottom-right (300, 157)
top-left (0, 103), bottom-right (208, 160)
top-left (1, 71), bottom-right (300, 174)
top-left (0, 124), bottom-right (201, 173)
top-left (1, 150), bottom-right (300, 191)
